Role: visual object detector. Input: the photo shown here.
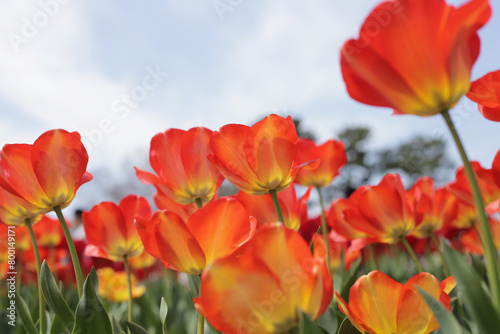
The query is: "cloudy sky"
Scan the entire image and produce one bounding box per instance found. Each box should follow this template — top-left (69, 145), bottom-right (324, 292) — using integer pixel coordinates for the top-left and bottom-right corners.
top-left (1, 0), bottom-right (499, 209)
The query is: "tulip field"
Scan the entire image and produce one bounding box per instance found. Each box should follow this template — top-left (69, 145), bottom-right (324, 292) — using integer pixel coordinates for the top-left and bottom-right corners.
top-left (2, 0), bottom-right (500, 333)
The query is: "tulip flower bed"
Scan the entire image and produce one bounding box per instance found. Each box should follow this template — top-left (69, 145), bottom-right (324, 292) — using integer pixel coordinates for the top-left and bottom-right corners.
top-left (2, 0), bottom-right (500, 333)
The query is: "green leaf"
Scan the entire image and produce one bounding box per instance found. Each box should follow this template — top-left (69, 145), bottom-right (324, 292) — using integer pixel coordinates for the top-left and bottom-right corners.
top-left (16, 292), bottom-right (38, 334)
top-left (110, 315), bottom-right (124, 334)
top-left (72, 271), bottom-right (113, 334)
top-left (50, 313), bottom-right (68, 334)
top-left (159, 297), bottom-right (169, 334)
top-left (41, 261), bottom-right (74, 333)
top-left (316, 307), bottom-right (338, 334)
top-left (443, 244), bottom-right (500, 333)
top-left (88, 267), bottom-right (99, 294)
top-left (125, 320), bottom-right (148, 334)
top-left (299, 312), bottom-right (328, 334)
top-left (337, 318), bottom-right (361, 334)
top-left (417, 287), bottom-right (463, 334)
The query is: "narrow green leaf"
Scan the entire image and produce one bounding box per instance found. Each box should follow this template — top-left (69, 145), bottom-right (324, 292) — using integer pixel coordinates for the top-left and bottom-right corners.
top-left (337, 318), bottom-right (361, 334)
top-left (88, 267), bottom-right (99, 294)
top-left (72, 272), bottom-right (112, 334)
top-left (417, 287), bottom-right (463, 334)
top-left (299, 312), bottom-right (328, 334)
top-left (316, 307), bottom-right (338, 334)
top-left (125, 320), bottom-right (148, 334)
top-left (110, 315), bottom-right (124, 334)
top-left (41, 261), bottom-right (74, 333)
top-left (16, 292), bottom-right (38, 334)
top-left (443, 244), bottom-right (500, 333)
top-left (159, 297), bottom-right (169, 334)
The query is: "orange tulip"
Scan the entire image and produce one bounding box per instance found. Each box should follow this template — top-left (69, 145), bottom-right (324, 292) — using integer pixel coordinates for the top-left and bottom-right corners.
top-left (461, 218), bottom-right (500, 255)
top-left (294, 138), bottom-right (347, 187)
top-left (342, 174), bottom-right (414, 244)
top-left (194, 223), bottom-right (332, 333)
top-left (407, 177), bottom-right (457, 238)
top-left (97, 267), bottom-right (146, 303)
top-left (83, 194), bottom-right (152, 261)
top-left (341, 0), bottom-right (491, 116)
top-left (328, 197), bottom-right (371, 241)
top-left (467, 70), bottom-right (500, 121)
top-left (312, 232), bottom-right (361, 276)
top-left (208, 114), bottom-right (316, 195)
top-left (233, 184), bottom-right (312, 231)
top-left (33, 215), bottom-right (65, 248)
top-left (135, 197), bottom-right (257, 275)
top-left (153, 186), bottom-right (198, 222)
top-left (0, 129), bottom-right (92, 214)
top-left (135, 127), bottom-right (224, 205)
top-left (476, 149), bottom-right (500, 214)
top-left (448, 161), bottom-right (500, 215)
top-left (336, 271), bottom-right (456, 334)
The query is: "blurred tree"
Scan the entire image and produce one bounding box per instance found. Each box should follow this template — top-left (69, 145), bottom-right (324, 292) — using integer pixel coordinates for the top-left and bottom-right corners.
top-left (328, 126), bottom-right (455, 200)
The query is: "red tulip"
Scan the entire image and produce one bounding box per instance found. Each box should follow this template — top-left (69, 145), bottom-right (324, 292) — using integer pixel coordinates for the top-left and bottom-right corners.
top-left (294, 138), bottom-right (347, 187)
top-left (135, 127), bottom-right (224, 205)
top-left (342, 174), bottom-right (414, 244)
top-left (233, 184), bottom-right (312, 231)
top-left (135, 197), bottom-right (256, 275)
top-left (0, 129), bottom-right (92, 214)
top-left (341, 0), bottom-right (491, 116)
top-left (467, 70), bottom-right (500, 121)
top-left (194, 223), bottom-right (332, 333)
top-left (83, 194), bottom-right (152, 261)
top-left (208, 114), bottom-right (317, 195)
top-left (406, 177), bottom-right (457, 238)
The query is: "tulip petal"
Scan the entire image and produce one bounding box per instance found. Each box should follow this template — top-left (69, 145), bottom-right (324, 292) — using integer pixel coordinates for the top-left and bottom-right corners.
top-left (135, 211), bottom-right (205, 275)
top-left (187, 197), bottom-right (256, 265)
top-left (194, 254), bottom-right (295, 334)
top-left (348, 271), bottom-right (401, 334)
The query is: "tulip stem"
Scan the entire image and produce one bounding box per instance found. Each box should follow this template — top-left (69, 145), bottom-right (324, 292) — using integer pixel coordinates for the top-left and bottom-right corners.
top-left (269, 189), bottom-right (285, 224)
top-left (429, 234), bottom-right (450, 277)
top-left (399, 236), bottom-right (423, 273)
top-left (123, 255), bottom-right (134, 324)
top-left (54, 205), bottom-right (84, 298)
top-left (197, 310), bottom-right (205, 334)
top-left (442, 109), bottom-right (500, 314)
top-left (25, 219), bottom-right (46, 334)
top-left (316, 187), bottom-right (331, 276)
top-left (195, 198), bottom-right (203, 209)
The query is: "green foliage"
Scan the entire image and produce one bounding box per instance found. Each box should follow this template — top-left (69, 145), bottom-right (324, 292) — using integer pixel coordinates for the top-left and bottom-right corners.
top-left (72, 269), bottom-right (112, 334)
top-left (418, 287), bottom-right (463, 334)
top-left (443, 244), bottom-right (500, 332)
top-left (41, 261), bottom-right (74, 333)
top-left (16, 292), bottom-right (38, 334)
top-left (336, 318), bottom-right (361, 334)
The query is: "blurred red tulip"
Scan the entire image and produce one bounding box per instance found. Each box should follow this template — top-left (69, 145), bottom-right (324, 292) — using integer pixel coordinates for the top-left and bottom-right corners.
top-left (234, 184), bottom-right (312, 231)
top-left (294, 138), bottom-right (347, 188)
top-left (194, 223), bottom-right (332, 333)
top-left (467, 70), bottom-right (500, 121)
top-left (341, 0), bottom-right (490, 116)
